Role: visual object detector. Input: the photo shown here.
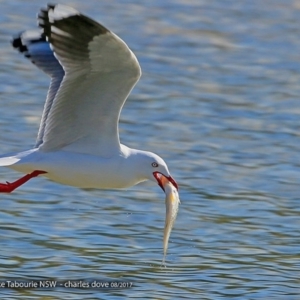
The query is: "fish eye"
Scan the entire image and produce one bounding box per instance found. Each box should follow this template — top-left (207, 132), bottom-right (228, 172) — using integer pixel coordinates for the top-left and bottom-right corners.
top-left (151, 162), bottom-right (159, 168)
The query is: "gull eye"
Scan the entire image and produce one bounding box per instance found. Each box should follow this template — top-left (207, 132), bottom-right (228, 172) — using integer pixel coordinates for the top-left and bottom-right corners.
top-left (151, 162), bottom-right (159, 168)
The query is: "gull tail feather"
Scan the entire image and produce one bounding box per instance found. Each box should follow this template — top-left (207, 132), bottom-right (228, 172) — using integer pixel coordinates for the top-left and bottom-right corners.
top-left (0, 154), bottom-right (21, 166)
top-left (0, 149), bottom-right (37, 167)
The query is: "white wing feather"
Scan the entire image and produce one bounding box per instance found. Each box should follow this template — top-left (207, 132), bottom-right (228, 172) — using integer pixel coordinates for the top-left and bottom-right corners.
top-left (37, 4), bottom-right (141, 157)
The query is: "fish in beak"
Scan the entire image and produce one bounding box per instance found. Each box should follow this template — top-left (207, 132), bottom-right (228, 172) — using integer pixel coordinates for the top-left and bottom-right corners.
top-left (153, 172), bottom-right (180, 263)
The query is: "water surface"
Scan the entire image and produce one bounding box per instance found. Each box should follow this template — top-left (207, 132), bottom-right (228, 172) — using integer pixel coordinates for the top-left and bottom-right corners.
top-left (0, 0), bottom-right (300, 299)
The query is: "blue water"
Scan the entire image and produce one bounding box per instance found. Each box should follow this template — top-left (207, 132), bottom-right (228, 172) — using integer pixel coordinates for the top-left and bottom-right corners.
top-left (0, 0), bottom-right (300, 299)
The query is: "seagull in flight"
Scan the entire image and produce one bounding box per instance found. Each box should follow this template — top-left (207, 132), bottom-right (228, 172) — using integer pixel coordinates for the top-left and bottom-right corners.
top-left (0, 4), bottom-right (180, 259)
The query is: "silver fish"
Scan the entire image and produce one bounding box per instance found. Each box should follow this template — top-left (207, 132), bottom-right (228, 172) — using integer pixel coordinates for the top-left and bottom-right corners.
top-left (161, 176), bottom-right (180, 263)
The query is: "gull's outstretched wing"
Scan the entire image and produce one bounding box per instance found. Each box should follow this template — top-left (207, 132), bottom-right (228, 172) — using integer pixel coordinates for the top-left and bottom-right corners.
top-left (37, 4), bottom-right (141, 157)
top-left (12, 30), bottom-right (65, 147)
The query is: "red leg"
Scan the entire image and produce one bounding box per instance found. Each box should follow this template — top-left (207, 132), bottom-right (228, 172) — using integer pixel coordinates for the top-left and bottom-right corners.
top-left (0, 170), bottom-right (47, 193)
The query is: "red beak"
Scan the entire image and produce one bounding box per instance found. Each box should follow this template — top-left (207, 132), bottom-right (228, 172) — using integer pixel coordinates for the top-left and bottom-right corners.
top-left (153, 172), bottom-right (178, 192)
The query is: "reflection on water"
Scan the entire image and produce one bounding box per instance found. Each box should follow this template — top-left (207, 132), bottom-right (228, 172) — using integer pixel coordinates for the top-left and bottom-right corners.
top-left (0, 0), bottom-right (300, 299)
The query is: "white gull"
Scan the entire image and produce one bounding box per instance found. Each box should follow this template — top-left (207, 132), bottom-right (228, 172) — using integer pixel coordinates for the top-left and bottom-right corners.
top-left (0, 4), bottom-right (180, 260)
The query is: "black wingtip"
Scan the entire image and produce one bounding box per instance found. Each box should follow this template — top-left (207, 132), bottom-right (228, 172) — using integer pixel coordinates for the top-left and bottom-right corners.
top-left (11, 31), bottom-right (47, 54)
top-left (11, 36), bottom-right (21, 48)
top-left (47, 3), bottom-right (56, 10)
top-left (11, 34), bottom-right (28, 53)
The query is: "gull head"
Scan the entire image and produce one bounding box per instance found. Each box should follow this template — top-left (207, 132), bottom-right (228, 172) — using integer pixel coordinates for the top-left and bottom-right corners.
top-left (133, 150), bottom-right (178, 191)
